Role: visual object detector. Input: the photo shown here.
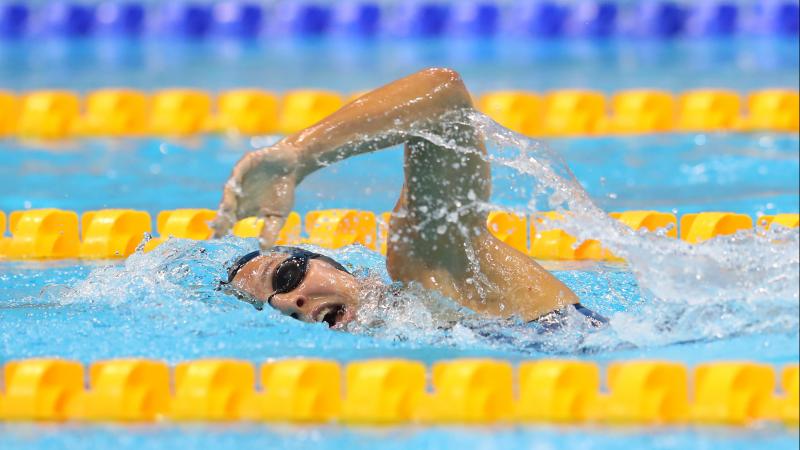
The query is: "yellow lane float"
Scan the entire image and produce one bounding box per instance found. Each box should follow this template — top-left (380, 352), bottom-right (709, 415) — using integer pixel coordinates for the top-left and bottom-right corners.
top-left (0, 358), bottom-right (797, 427)
top-left (79, 209), bottom-right (152, 258)
top-left (2, 209), bottom-right (80, 259)
top-left (83, 89), bottom-right (148, 136)
top-left (0, 90), bottom-right (18, 136)
top-left (232, 212), bottom-right (302, 245)
top-left (169, 359), bottom-right (255, 421)
top-left (78, 359), bottom-right (171, 421)
top-left (758, 213), bottom-right (800, 230)
top-left (680, 212), bottom-right (753, 243)
top-left (278, 90), bottom-right (343, 134)
top-left (517, 360), bottom-right (600, 422)
top-left (145, 208), bottom-right (217, 251)
top-left (342, 359), bottom-right (426, 424)
top-left (305, 209), bottom-right (376, 250)
top-left (216, 89), bottom-right (280, 135)
top-left (602, 361), bottom-right (689, 424)
top-left (245, 359), bottom-right (341, 422)
top-left (4, 88), bottom-right (800, 138)
top-left (0, 359), bottom-right (85, 420)
top-left (609, 90), bottom-right (675, 134)
top-left (149, 89), bottom-right (213, 136)
top-left (745, 89), bottom-right (799, 132)
top-left (677, 89), bottom-right (741, 131)
top-left (17, 91), bottom-right (81, 139)
top-left (692, 362), bottom-right (776, 425)
top-left (487, 211), bottom-right (528, 253)
top-left (477, 91), bottom-right (542, 135)
top-left (542, 90), bottom-right (606, 136)
top-left (427, 359), bottom-right (514, 423)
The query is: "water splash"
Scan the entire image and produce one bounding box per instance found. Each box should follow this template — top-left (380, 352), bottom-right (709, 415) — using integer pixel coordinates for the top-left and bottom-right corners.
top-left (465, 111), bottom-right (797, 348)
top-left (23, 110), bottom-right (798, 358)
top-left (338, 109), bottom-right (799, 352)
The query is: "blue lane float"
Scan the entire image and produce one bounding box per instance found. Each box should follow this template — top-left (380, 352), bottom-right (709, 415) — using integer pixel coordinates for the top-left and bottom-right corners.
top-left (0, 3), bottom-right (28, 38)
top-left (331, 2), bottom-right (381, 36)
top-left (633, 1), bottom-right (687, 38)
top-left (95, 2), bottom-right (145, 36)
top-left (507, 1), bottom-right (570, 38)
top-left (211, 1), bottom-right (263, 38)
top-left (42, 1), bottom-right (95, 38)
top-left (567, 1), bottom-right (617, 37)
top-left (155, 2), bottom-right (212, 38)
top-left (270, 2), bottom-right (332, 36)
top-left (447, 1), bottom-right (501, 37)
top-left (687, 1), bottom-right (739, 36)
top-left (0, 0), bottom-right (797, 41)
top-left (387, 1), bottom-right (451, 37)
top-left (753, 0), bottom-right (800, 35)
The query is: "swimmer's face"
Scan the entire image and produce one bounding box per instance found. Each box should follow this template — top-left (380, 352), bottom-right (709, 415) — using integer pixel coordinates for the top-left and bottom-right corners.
top-left (230, 252), bottom-right (359, 328)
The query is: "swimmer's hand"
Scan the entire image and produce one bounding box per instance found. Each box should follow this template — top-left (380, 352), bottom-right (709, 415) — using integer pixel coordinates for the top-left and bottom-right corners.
top-left (212, 143), bottom-right (299, 247)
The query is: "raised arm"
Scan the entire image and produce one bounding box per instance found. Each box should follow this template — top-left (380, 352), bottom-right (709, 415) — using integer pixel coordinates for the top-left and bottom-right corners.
top-left (288, 68), bottom-right (476, 180)
top-left (213, 68), bottom-right (482, 243)
top-left (214, 68), bottom-right (578, 320)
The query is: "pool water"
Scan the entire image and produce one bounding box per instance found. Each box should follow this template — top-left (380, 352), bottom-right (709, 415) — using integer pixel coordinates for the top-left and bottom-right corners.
top-left (1, 116), bottom-right (798, 450)
top-left (2, 422), bottom-right (798, 450)
top-left (1, 36), bottom-right (799, 450)
top-left (2, 132), bottom-right (797, 217)
top-left (1, 37), bottom-right (798, 92)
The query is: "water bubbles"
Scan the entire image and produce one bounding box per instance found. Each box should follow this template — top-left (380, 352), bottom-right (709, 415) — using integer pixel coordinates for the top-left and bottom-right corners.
top-left (26, 108), bottom-right (797, 360)
top-left (758, 135), bottom-right (775, 148)
top-left (694, 134), bottom-right (707, 146)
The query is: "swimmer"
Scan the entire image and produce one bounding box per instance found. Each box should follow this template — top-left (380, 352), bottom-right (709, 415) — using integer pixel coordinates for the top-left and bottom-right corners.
top-left (213, 68), bottom-right (606, 329)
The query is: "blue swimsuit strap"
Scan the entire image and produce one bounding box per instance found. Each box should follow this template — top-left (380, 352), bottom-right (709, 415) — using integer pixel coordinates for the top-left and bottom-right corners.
top-left (530, 303), bottom-right (609, 330)
top-left (573, 303), bottom-right (609, 326)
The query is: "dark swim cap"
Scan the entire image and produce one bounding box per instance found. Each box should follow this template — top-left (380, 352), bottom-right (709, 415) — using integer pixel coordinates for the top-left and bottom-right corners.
top-left (222, 246), bottom-right (350, 286)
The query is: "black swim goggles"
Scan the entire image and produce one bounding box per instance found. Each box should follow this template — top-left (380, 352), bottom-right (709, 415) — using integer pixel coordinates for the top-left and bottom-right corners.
top-left (219, 246), bottom-right (350, 310)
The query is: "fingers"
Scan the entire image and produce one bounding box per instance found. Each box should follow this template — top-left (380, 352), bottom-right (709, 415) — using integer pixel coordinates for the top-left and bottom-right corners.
top-left (213, 146), bottom-right (298, 241)
top-left (211, 151), bottom-right (261, 238)
top-left (257, 215), bottom-right (287, 249)
top-left (212, 172), bottom-right (242, 238)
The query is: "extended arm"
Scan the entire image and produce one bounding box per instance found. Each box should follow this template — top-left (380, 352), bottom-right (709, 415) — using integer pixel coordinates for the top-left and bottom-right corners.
top-left (289, 68), bottom-right (478, 182)
top-left (214, 68), bottom-right (486, 243)
top-left (215, 68), bottom-right (578, 321)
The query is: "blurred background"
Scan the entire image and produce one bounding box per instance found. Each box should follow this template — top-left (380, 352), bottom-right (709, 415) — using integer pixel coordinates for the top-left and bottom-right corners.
top-left (0, 3), bottom-right (798, 449)
top-left (1, 0), bottom-right (798, 91)
top-left (1, 0), bottom-right (798, 217)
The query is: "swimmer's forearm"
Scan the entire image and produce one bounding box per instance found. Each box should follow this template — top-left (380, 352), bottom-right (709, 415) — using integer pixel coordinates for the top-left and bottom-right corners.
top-left (283, 68), bottom-right (474, 180)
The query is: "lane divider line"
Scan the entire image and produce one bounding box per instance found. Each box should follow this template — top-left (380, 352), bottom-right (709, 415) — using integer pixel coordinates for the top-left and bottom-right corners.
top-left (0, 88), bottom-right (796, 139)
top-left (0, 358), bottom-right (796, 426)
top-left (0, 209), bottom-right (796, 261)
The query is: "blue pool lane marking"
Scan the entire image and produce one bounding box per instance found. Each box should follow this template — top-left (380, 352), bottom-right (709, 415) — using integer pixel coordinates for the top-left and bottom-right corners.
top-left (1, 1), bottom-right (798, 41)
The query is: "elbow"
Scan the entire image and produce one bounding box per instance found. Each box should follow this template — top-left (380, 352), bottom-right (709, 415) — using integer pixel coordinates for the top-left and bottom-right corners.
top-left (421, 67), bottom-right (463, 84)
top-left (419, 67), bottom-right (472, 108)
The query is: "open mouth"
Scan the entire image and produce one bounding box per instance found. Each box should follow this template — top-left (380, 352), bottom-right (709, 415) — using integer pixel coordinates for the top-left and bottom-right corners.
top-left (314, 303), bottom-right (348, 328)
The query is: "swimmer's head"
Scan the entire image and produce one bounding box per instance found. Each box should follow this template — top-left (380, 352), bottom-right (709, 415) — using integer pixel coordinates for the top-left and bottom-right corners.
top-left (221, 246), bottom-right (358, 328)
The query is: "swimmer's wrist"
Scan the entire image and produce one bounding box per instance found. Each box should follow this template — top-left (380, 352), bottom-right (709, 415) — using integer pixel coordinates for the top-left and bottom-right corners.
top-left (288, 142), bottom-right (322, 181)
